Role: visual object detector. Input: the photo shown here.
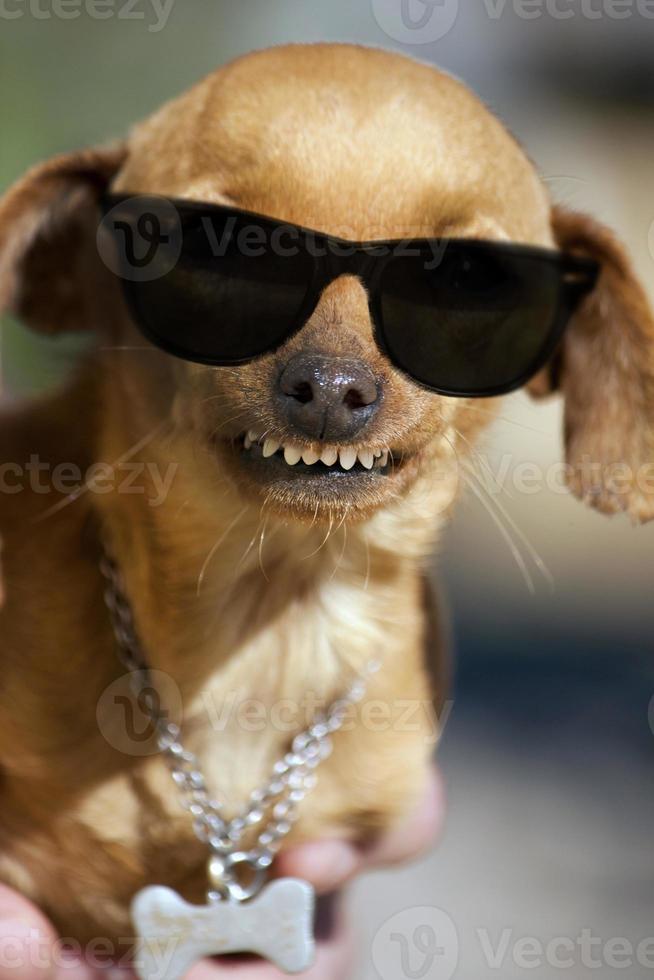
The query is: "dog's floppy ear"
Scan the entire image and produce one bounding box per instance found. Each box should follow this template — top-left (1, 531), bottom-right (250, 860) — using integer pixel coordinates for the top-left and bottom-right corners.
top-left (0, 142), bottom-right (127, 334)
top-left (529, 205), bottom-right (654, 523)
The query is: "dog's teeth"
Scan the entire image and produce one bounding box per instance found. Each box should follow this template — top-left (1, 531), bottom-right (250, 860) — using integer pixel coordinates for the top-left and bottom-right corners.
top-left (339, 447), bottom-right (357, 471)
top-left (262, 438), bottom-right (280, 458)
top-left (302, 448), bottom-right (320, 465)
top-left (284, 445), bottom-right (302, 466)
top-left (358, 450), bottom-right (374, 470)
top-left (321, 447), bottom-right (338, 466)
top-left (374, 449), bottom-right (382, 458)
top-left (247, 430), bottom-right (259, 444)
top-left (380, 450), bottom-right (389, 467)
top-left (244, 434), bottom-right (253, 450)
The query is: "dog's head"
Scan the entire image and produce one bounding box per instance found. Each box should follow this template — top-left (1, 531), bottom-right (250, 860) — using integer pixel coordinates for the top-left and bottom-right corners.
top-left (1, 44), bottom-right (653, 525)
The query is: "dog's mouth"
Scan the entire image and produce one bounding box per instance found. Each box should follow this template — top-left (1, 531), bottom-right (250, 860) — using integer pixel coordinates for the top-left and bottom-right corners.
top-left (236, 430), bottom-right (393, 478)
top-left (218, 427), bottom-right (418, 520)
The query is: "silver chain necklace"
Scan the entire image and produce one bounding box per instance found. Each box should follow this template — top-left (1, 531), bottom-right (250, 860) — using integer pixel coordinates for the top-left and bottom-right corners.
top-left (99, 550), bottom-right (381, 977)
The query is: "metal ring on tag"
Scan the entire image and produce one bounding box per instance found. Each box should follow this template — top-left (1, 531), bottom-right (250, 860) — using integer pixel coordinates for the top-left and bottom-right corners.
top-left (208, 851), bottom-right (268, 903)
top-left (207, 854), bottom-right (230, 902)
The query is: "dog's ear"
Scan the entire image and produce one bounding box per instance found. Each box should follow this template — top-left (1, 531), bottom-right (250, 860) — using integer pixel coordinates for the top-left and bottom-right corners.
top-left (0, 142), bottom-right (127, 334)
top-left (529, 206), bottom-right (654, 523)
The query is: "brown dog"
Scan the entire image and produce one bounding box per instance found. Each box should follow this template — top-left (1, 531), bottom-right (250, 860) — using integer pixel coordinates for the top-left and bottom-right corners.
top-left (0, 43), bottom-right (653, 949)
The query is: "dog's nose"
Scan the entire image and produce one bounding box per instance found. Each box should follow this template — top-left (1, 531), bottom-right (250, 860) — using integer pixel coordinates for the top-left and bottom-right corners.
top-left (278, 354), bottom-right (380, 442)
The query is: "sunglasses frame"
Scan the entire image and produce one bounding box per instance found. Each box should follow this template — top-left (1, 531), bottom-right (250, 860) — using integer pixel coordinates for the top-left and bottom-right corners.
top-left (101, 194), bottom-right (600, 399)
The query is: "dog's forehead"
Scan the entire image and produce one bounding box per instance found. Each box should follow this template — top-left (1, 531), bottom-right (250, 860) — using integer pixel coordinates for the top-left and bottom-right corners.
top-left (116, 44), bottom-right (552, 244)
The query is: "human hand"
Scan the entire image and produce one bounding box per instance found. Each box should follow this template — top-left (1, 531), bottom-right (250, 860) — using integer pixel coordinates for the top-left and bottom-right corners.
top-left (0, 768), bottom-right (444, 979)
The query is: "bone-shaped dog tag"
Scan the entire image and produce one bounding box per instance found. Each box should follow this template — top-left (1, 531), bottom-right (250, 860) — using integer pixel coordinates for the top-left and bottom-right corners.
top-left (131, 879), bottom-right (315, 979)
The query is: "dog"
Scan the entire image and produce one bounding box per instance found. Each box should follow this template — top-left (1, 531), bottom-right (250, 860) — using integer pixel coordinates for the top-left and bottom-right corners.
top-left (0, 43), bottom-right (653, 950)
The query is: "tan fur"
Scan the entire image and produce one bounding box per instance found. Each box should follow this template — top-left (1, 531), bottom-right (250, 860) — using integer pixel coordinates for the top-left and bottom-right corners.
top-left (529, 207), bottom-right (654, 520)
top-left (0, 43), bottom-right (652, 946)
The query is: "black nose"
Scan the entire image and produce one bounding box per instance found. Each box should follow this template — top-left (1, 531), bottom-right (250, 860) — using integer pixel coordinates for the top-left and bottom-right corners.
top-left (278, 354), bottom-right (380, 442)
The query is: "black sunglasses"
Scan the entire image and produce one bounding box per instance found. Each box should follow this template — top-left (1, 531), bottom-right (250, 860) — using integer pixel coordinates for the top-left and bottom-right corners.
top-left (100, 194), bottom-right (599, 398)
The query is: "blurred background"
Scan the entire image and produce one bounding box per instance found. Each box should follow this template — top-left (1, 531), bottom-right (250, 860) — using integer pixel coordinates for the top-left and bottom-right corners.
top-left (1, 2), bottom-right (653, 977)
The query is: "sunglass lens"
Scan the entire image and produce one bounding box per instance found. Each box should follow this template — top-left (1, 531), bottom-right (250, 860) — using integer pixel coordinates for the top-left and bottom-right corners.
top-left (111, 202), bottom-right (314, 364)
top-left (378, 244), bottom-right (565, 396)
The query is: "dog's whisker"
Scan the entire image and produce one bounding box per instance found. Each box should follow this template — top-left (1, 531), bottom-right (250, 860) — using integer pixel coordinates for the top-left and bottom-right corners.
top-left (309, 500), bottom-right (320, 529)
top-left (334, 509), bottom-right (349, 533)
top-left (302, 515), bottom-right (334, 561)
top-left (362, 534), bottom-right (371, 592)
top-left (451, 424), bottom-right (514, 502)
top-left (463, 461), bottom-right (554, 591)
top-left (257, 517), bottom-right (270, 583)
top-left (462, 468), bottom-right (536, 595)
top-left (441, 430), bottom-right (535, 594)
top-left (329, 519), bottom-right (348, 581)
top-left (32, 419), bottom-right (170, 524)
top-left (256, 427), bottom-right (274, 448)
top-left (209, 411), bottom-right (251, 439)
top-left (540, 174), bottom-right (589, 185)
top-left (236, 517), bottom-right (267, 570)
top-left (457, 402), bottom-right (551, 436)
top-left (450, 421), bottom-right (554, 591)
top-left (258, 491), bottom-right (273, 522)
top-left (386, 446), bottom-right (397, 477)
top-left (172, 498), bottom-right (191, 520)
top-left (200, 393), bottom-right (244, 408)
top-left (196, 506), bottom-right (249, 596)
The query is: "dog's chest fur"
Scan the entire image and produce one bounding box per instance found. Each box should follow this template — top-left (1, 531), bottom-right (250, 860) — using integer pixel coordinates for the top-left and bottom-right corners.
top-left (0, 434), bottom-right (444, 940)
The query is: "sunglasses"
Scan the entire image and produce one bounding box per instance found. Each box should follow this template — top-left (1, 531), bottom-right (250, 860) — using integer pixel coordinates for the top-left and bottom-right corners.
top-left (100, 194), bottom-right (599, 398)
